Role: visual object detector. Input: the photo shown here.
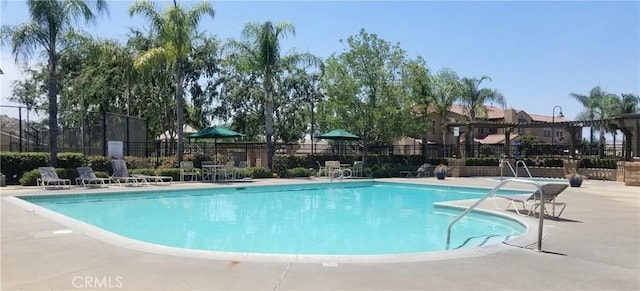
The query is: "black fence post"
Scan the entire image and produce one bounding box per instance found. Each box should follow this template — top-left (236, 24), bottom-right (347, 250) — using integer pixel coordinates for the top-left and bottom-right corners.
top-left (102, 110), bottom-right (107, 157)
top-left (126, 115), bottom-right (130, 156)
top-left (18, 107), bottom-right (23, 152)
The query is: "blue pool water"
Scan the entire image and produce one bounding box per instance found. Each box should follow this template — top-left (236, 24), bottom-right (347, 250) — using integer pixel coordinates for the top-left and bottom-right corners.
top-left (21, 181), bottom-right (526, 255)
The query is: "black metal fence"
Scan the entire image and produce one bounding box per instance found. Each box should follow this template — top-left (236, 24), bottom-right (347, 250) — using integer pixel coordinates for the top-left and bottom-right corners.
top-left (0, 105), bottom-right (147, 156)
top-left (1, 104), bottom-right (629, 162)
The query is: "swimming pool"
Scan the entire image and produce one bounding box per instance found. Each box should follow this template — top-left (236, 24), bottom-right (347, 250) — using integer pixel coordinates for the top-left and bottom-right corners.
top-left (19, 181), bottom-right (527, 255)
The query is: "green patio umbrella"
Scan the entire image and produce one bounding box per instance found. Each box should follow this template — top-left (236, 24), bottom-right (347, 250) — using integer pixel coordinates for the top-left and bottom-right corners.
top-left (316, 129), bottom-right (360, 155)
top-left (187, 126), bottom-right (245, 160)
top-left (188, 126), bottom-right (245, 139)
top-left (316, 129), bottom-right (360, 140)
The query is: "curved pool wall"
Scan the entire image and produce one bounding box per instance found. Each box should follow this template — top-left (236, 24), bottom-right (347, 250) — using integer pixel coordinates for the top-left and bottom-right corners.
top-left (489, 177), bottom-right (569, 184)
top-left (10, 181), bottom-right (536, 263)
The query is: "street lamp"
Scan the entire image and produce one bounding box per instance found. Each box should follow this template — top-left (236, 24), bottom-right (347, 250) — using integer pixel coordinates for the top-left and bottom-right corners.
top-left (551, 105), bottom-right (564, 158)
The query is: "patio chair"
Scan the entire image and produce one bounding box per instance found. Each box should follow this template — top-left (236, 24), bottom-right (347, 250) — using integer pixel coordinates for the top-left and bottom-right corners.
top-left (217, 161), bottom-right (236, 181)
top-left (316, 161), bottom-right (326, 177)
top-left (110, 159), bottom-right (147, 186)
top-left (352, 161), bottom-right (363, 177)
top-left (180, 161), bottom-right (198, 182)
top-left (201, 161), bottom-right (215, 181)
top-left (400, 163), bottom-right (431, 177)
top-left (76, 167), bottom-right (110, 188)
top-left (37, 167), bottom-right (72, 189)
top-left (234, 161), bottom-right (248, 180)
top-left (494, 183), bottom-right (568, 217)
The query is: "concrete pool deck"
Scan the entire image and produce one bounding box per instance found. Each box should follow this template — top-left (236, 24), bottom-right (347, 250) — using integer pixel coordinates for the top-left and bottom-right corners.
top-left (1, 177), bottom-right (639, 290)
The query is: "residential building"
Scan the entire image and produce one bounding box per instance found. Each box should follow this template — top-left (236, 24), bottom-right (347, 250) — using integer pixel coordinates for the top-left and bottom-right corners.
top-left (423, 104), bottom-right (578, 145)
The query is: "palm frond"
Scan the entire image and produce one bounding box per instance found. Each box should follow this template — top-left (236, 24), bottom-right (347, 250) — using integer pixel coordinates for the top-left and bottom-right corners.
top-left (1, 23), bottom-right (48, 64)
top-left (129, 0), bottom-right (163, 32)
top-left (186, 2), bottom-right (215, 28)
top-left (133, 47), bottom-right (170, 72)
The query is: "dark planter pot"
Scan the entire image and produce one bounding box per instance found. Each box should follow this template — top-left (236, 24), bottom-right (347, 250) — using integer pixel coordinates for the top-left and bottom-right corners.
top-left (435, 171), bottom-right (446, 180)
top-left (568, 177), bottom-right (583, 187)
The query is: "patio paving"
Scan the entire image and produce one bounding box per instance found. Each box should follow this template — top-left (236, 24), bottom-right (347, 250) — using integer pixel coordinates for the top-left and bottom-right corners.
top-left (1, 177), bottom-right (638, 290)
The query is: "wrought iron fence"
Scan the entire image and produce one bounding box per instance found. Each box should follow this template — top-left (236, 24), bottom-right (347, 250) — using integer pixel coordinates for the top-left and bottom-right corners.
top-left (0, 105), bottom-right (147, 156)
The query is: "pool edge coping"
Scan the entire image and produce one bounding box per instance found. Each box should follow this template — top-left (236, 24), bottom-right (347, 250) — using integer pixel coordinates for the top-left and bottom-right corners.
top-left (3, 182), bottom-right (540, 264)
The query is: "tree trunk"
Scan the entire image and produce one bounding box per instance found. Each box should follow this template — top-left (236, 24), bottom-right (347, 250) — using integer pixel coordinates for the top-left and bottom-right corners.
top-left (176, 60), bottom-right (185, 164)
top-left (48, 50), bottom-right (59, 167)
top-left (599, 128), bottom-right (606, 159)
top-left (264, 77), bottom-right (274, 170)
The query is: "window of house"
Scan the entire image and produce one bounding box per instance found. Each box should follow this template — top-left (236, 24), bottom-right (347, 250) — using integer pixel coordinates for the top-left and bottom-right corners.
top-left (489, 128), bottom-right (497, 134)
top-left (544, 129), bottom-right (551, 137)
top-left (517, 118), bottom-right (527, 134)
top-left (478, 128), bottom-right (485, 134)
top-left (556, 130), bottom-right (564, 137)
top-left (431, 120), bottom-right (436, 133)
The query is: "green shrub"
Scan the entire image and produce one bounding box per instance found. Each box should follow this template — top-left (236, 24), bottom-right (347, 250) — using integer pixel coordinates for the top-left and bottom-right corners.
top-left (579, 159), bottom-right (617, 169)
top-left (465, 158), bottom-right (500, 166)
top-left (0, 152), bottom-right (49, 184)
top-left (246, 167), bottom-right (272, 178)
top-left (19, 169), bottom-right (41, 186)
top-left (544, 159), bottom-right (564, 167)
top-left (87, 156), bottom-right (111, 172)
top-left (285, 167), bottom-right (312, 178)
top-left (93, 171), bottom-right (110, 178)
top-left (155, 168), bottom-right (181, 181)
top-left (124, 156), bottom-right (152, 169)
top-left (129, 168), bottom-right (156, 176)
top-left (158, 156), bottom-right (177, 169)
top-left (57, 152), bottom-right (85, 169)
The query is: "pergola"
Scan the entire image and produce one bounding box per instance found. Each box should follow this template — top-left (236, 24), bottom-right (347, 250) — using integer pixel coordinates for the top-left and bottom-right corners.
top-left (443, 113), bottom-right (640, 161)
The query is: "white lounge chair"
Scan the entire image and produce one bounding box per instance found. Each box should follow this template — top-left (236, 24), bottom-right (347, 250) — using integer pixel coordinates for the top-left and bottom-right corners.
top-left (110, 159), bottom-right (147, 186)
top-left (37, 167), bottom-right (71, 189)
top-left (76, 167), bottom-right (110, 188)
top-left (494, 183), bottom-right (568, 217)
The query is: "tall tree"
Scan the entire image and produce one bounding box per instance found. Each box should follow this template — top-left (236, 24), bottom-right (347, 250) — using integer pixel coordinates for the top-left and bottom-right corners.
top-left (570, 86), bottom-right (610, 145)
top-left (431, 68), bottom-right (461, 155)
top-left (129, 0), bottom-right (214, 164)
top-left (620, 93), bottom-right (640, 114)
top-left (227, 21), bottom-right (321, 170)
top-left (570, 86), bottom-right (618, 157)
top-left (321, 29), bottom-right (410, 165)
top-left (1, 0), bottom-right (108, 166)
top-left (402, 56), bottom-right (432, 156)
top-left (458, 76), bottom-right (505, 157)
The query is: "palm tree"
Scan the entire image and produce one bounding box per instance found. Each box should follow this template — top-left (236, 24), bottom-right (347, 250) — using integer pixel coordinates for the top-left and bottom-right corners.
top-left (1, 0), bottom-right (108, 167)
top-left (617, 93), bottom-right (639, 157)
top-left (227, 21), bottom-right (321, 170)
top-left (129, 0), bottom-right (214, 164)
top-left (431, 68), bottom-right (461, 157)
top-left (620, 93), bottom-right (640, 114)
top-left (458, 76), bottom-right (505, 157)
top-left (570, 86), bottom-right (608, 145)
top-left (570, 86), bottom-right (617, 157)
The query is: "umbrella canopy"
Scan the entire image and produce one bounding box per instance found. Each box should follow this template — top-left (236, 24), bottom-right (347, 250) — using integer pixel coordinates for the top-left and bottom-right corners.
top-left (316, 129), bottom-right (360, 140)
top-left (188, 126), bottom-right (245, 139)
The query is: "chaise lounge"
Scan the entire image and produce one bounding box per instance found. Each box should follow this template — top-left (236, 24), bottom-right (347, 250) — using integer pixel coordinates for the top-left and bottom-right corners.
top-left (493, 183), bottom-right (568, 217)
top-left (37, 167), bottom-right (72, 189)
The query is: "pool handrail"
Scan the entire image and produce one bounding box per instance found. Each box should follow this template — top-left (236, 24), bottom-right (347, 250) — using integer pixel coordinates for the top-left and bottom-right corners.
top-left (499, 159), bottom-right (533, 181)
top-left (445, 178), bottom-right (545, 252)
top-left (515, 160), bottom-right (533, 179)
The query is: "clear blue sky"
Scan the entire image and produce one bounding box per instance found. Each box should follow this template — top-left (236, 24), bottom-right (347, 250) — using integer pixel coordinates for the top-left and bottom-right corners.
top-left (1, 0), bottom-right (639, 124)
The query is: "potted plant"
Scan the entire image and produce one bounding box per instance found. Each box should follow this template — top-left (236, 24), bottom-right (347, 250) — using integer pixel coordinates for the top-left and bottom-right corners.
top-left (434, 164), bottom-right (448, 180)
top-left (566, 172), bottom-right (584, 187)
